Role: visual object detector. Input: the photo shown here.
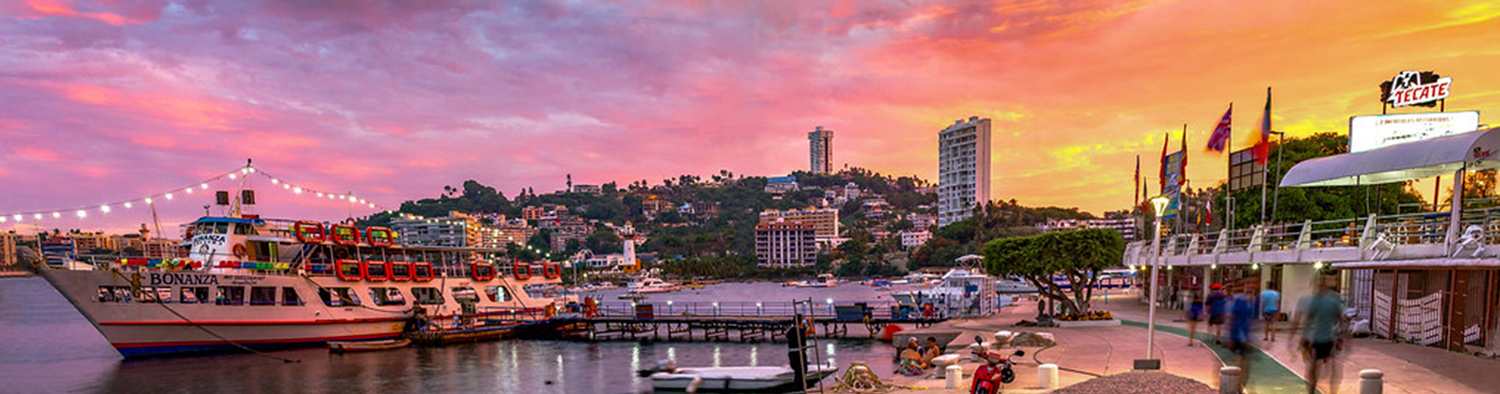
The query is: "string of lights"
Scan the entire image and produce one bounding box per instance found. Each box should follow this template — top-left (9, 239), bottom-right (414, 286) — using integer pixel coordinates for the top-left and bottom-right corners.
top-left (0, 163), bottom-right (392, 225)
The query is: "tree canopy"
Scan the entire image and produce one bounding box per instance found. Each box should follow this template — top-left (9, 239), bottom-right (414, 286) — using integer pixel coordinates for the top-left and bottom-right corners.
top-left (983, 228), bottom-right (1123, 315)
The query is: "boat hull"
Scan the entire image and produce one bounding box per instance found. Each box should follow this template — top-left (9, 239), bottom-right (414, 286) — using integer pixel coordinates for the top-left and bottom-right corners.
top-left (651, 366), bottom-right (838, 393)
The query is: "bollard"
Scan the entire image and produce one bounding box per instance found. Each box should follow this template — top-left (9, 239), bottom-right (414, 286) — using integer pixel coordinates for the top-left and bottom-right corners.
top-left (1038, 363), bottom-right (1059, 389)
top-left (945, 365), bottom-right (964, 389)
top-left (1219, 366), bottom-right (1241, 394)
top-left (1359, 369), bottom-right (1383, 394)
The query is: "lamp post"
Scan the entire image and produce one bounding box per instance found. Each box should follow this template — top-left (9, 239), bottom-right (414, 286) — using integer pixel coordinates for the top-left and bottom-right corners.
top-left (1145, 195), bottom-right (1170, 362)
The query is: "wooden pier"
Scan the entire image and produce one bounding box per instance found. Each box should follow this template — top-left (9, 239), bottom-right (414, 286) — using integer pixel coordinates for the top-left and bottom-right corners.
top-left (528, 300), bottom-right (954, 342)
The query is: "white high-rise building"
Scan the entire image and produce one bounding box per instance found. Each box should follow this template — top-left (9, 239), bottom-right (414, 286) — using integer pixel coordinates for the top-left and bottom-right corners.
top-left (809, 126), bottom-right (834, 174)
top-left (937, 116), bottom-right (992, 227)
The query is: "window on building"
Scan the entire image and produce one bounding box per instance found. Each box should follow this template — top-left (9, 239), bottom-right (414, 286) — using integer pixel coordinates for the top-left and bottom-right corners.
top-left (369, 287), bottom-right (407, 306)
top-left (180, 287), bottom-right (209, 304)
top-left (484, 285), bottom-right (511, 302)
top-left (282, 287), bottom-right (303, 306)
top-left (215, 286), bottom-right (245, 305)
top-left (411, 287), bottom-right (444, 305)
top-left (249, 286), bottom-right (277, 306)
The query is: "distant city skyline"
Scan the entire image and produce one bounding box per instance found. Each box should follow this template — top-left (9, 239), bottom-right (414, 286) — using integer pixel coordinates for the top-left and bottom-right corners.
top-left (3, 0), bottom-right (1497, 232)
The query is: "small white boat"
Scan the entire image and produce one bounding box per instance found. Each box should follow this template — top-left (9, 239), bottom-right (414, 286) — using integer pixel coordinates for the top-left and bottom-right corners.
top-left (327, 338), bottom-right (410, 353)
top-left (628, 277), bottom-right (680, 294)
top-left (786, 273), bottom-right (838, 288)
top-left (650, 364), bottom-right (839, 393)
top-left (997, 278), bottom-right (1039, 294)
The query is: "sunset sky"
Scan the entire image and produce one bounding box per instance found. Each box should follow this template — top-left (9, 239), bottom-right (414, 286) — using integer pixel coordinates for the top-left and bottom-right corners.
top-left (3, 0), bottom-right (1499, 233)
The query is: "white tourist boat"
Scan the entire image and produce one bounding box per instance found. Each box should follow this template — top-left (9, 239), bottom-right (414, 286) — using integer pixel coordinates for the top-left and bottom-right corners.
top-left (627, 277), bottom-right (679, 294)
top-left (649, 364), bottom-right (839, 393)
top-left (35, 191), bottom-right (565, 358)
top-left (891, 268), bottom-right (998, 317)
top-left (785, 273), bottom-right (838, 288)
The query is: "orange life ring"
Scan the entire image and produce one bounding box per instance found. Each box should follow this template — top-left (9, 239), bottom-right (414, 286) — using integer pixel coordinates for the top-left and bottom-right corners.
top-left (231, 243), bottom-right (247, 259)
top-left (922, 303), bottom-right (935, 319)
top-left (471, 263), bottom-right (496, 281)
top-left (513, 262), bottom-right (532, 280)
top-left (292, 221), bottom-right (326, 243)
top-left (543, 262), bottom-right (561, 279)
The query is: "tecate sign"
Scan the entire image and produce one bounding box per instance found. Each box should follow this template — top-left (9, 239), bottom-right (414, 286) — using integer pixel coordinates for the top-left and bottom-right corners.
top-left (1386, 71), bottom-right (1451, 107)
top-left (1349, 111), bottom-right (1480, 153)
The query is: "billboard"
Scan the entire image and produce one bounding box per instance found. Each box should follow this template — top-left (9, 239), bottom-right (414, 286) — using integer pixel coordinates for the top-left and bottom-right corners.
top-left (1161, 151), bottom-right (1183, 218)
top-left (1348, 111), bottom-right (1480, 153)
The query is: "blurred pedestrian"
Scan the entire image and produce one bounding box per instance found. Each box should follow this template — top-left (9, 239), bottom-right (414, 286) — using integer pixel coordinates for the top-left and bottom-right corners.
top-left (1185, 295), bottom-right (1205, 347)
top-left (1261, 282), bottom-right (1281, 341)
top-left (1227, 289), bottom-right (1258, 392)
top-left (1206, 283), bottom-right (1227, 344)
top-left (1291, 282), bottom-right (1347, 394)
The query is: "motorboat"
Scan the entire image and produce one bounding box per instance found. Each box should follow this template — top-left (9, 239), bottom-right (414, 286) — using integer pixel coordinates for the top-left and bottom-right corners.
top-left (628, 277), bottom-right (680, 294)
top-left (997, 278), bottom-right (1039, 294)
top-left (649, 363), bottom-right (839, 393)
top-left (785, 273), bottom-right (838, 288)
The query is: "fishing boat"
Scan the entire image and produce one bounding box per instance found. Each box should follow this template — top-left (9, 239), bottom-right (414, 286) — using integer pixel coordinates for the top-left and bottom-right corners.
top-left (33, 177), bottom-right (565, 358)
top-left (891, 268), bottom-right (998, 318)
top-left (328, 338), bottom-right (409, 353)
top-left (649, 364), bottom-right (840, 393)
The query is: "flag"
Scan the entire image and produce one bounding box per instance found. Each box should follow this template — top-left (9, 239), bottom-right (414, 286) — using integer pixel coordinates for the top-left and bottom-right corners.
top-left (1180, 128), bottom-right (1188, 186)
top-left (1159, 133), bottom-right (1169, 188)
top-left (1206, 104), bottom-right (1232, 152)
top-left (1133, 155), bottom-right (1141, 208)
top-left (1205, 198), bottom-right (1214, 225)
top-left (1253, 87), bottom-right (1272, 164)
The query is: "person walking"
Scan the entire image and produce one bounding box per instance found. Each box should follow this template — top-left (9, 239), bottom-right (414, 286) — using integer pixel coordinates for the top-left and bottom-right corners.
top-left (1227, 289), bottom-right (1259, 393)
top-left (1261, 282), bottom-right (1281, 341)
top-left (1291, 282), bottom-right (1347, 394)
top-left (1185, 295), bottom-right (1205, 347)
top-left (1206, 283), bottom-right (1227, 344)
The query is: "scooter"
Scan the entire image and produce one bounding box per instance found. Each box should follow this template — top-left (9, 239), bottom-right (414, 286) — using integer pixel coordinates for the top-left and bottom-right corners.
top-left (969, 335), bottom-right (1024, 394)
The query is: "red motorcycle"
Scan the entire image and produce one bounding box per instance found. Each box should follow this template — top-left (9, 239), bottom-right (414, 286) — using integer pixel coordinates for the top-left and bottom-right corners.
top-left (970, 335), bottom-right (1024, 394)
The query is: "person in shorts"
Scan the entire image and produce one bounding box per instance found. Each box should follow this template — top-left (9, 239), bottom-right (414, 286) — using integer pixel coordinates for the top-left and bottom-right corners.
top-left (1291, 282), bottom-right (1346, 394)
top-left (1185, 295), bottom-right (1205, 347)
top-left (1226, 290), bottom-right (1259, 392)
top-left (1206, 283), bottom-right (1227, 344)
top-left (1261, 282), bottom-right (1281, 341)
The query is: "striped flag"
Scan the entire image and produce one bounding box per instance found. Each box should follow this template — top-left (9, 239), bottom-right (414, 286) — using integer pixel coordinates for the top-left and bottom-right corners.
top-left (1206, 104), bottom-right (1232, 152)
top-left (1253, 87), bottom-right (1272, 164)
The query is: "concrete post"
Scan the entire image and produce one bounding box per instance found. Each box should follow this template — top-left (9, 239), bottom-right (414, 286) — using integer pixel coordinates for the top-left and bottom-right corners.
top-left (1039, 364), bottom-right (1059, 390)
top-left (1360, 369), bottom-right (1383, 394)
top-left (945, 365), bottom-right (963, 389)
top-left (1219, 366), bottom-right (1241, 394)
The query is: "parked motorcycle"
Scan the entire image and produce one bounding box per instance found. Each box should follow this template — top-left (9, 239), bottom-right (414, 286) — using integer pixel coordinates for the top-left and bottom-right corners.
top-left (969, 335), bottom-right (1024, 394)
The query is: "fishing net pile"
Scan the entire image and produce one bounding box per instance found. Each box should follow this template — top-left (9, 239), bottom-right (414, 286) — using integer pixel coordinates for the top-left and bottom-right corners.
top-left (829, 363), bottom-right (901, 393)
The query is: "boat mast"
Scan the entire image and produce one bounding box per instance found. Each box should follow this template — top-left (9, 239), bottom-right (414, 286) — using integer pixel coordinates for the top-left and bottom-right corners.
top-left (230, 159), bottom-right (251, 217)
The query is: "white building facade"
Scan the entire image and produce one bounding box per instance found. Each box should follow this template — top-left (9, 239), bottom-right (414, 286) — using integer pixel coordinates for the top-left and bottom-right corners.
top-left (809, 126), bottom-right (834, 174)
top-left (937, 116), bottom-right (992, 227)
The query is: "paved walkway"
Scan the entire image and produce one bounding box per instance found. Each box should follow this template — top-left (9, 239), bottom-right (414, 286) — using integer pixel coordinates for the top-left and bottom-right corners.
top-left (1101, 291), bottom-right (1500, 394)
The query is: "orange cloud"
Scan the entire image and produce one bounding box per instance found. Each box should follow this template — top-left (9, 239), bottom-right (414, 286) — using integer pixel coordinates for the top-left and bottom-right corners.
top-left (22, 0), bottom-right (141, 25)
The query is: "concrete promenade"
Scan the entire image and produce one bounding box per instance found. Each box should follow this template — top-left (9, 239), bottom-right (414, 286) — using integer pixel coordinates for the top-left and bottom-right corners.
top-left (1101, 292), bottom-right (1500, 394)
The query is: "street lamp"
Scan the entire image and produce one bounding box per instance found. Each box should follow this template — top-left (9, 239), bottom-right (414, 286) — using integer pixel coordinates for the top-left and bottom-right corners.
top-left (1144, 195), bottom-right (1170, 366)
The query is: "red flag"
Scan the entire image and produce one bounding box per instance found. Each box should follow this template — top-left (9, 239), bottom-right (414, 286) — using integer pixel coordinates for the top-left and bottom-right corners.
top-left (1159, 133), bottom-right (1169, 189)
top-left (1205, 198), bottom-right (1214, 225)
top-left (1253, 87), bottom-right (1272, 165)
top-left (1206, 104), bottom-right (1232, 152)
top-left (1180, 128), bottom-right (1188, 186)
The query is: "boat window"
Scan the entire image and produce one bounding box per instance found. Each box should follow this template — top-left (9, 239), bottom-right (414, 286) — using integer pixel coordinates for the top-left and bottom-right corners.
top-left (484, 285), bottom-right (511, 302)
top-left (234, 223), bottom-right (255, 235)
top-left (368, 287), bottom-right (407, 306)
top-left (281, 287), bottom-right (303, 306)
top-left (179, 287), bottom-right (209, 303)
top-left (411, 287), bottom-right (444, 305)
top-left (214, 222), bottom-right (229, 234)
top-left (249, 287), bottom-right (277, 306)
top-left (97, 286), bottom-right (119, 302)
top-left (366, 262), bottom-right (387, 278)
top-left (215, 286), bottom-right (245, 305)
top-left (135, 286), bottom-right (168, 303)
top-left (451, 287), bottom-right (478, 303)
top-left (318, 287), bottom-right (361, 307)
top-left (153, 287), bottom-right (173, 303)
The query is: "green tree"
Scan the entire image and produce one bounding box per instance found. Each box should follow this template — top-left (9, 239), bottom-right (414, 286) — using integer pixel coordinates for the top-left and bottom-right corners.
top-left (983, 229), bottom-right (1123, 315)
top-left (1227, 132), bottom-right (1425, 227)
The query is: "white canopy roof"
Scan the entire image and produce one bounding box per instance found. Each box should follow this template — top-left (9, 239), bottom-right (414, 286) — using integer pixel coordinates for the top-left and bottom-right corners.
top-left (1280, 127), bottom-right (1500, 187)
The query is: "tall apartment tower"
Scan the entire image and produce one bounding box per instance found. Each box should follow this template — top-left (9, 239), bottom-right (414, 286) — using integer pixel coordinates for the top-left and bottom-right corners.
top-left (809, 126), bottom-right (834, 174)
top-left (937, 116), bottom-right (992, 227)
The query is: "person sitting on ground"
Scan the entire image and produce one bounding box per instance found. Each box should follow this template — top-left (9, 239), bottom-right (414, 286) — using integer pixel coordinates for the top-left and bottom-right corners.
top-left (922, 336), bottom-right (942, 368)
top-left (896, 338), bottom-right (925, 376)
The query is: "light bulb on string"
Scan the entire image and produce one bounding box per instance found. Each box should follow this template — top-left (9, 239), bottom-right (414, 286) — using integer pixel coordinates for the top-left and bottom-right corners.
top-left (316, 192), bottom-right (323, 197)
top-left (76, 210), bottom-right (86, 218)
top-left (247, 167), bottom-right (255, 173)
top-left (185, 188), bottom-right (193, 194)
top-left (52, 212), bottom-right (60, 218)
top-left (145, 198), bottom-right (153, 204)
top-left (200, 183), bottom-right (208, 190)
top-left (293, 187), bottom-right (302, 194)
top-left (0, 216), bottom-right (6, 223)
top-left (283, 184), bottom-right (290, 189)
top-left (229, 173), bottom-right (236, 180)
top-left (33, 214), bottom-right (42, 220)
top-left (165, 193), bottom-right (173, 200)
top-left (13, 215), bottom-right (21, 221)
top-left (100, 205), bottom-right (110, 213)
top-left (271, 179), bottom-right (279, 185)
top-left (124, 202), bottom-right (132, 209)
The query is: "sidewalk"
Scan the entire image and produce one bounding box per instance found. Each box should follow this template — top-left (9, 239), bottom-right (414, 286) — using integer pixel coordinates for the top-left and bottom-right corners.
top-left (1101, 291), bottom-right (1500, 394)
top-left (878, 296), bottom-right (1223, 393)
